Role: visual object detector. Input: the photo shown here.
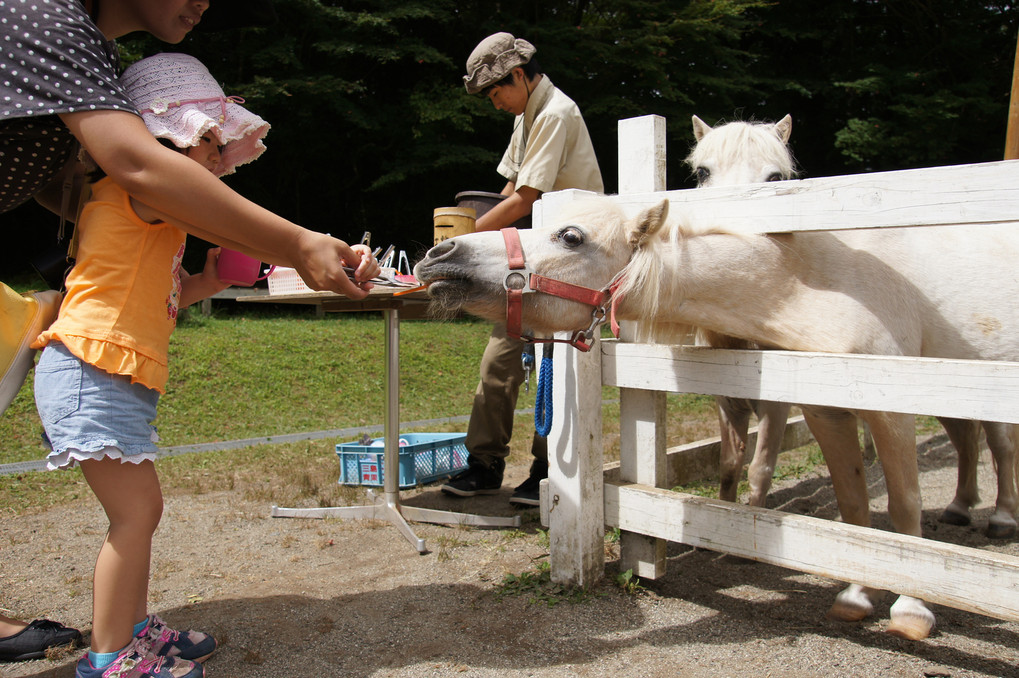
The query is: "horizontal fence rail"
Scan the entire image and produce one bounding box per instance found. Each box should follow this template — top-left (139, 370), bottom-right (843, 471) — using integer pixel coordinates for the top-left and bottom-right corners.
top-left (603, 343), bottom-right (1019, 425)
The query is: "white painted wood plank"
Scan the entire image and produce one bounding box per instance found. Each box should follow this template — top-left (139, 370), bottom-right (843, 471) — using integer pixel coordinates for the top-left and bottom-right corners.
top-left (618, 115), bottom-right (667, 194)
top-left (603, 160), bottom-right (1019, 234)
top-left (603, 415), bottom-right (815, 487)
top-left (547, 334), bottom-right (606, 587)
top-left (532, 188), bottom-right (600, 229)
top-left (602, 342), bottom-right (1019, 424)
top-left (604, 482), bottom-right (1019, 623)
top-left (618, 388), bottom-right (668, 578)
top-left (615, 116), bottom-right (670, 580)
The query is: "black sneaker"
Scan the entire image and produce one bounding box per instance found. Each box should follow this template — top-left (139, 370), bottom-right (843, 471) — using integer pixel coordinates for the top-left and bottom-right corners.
top-left (509, 474), bottom-right (543, 507)
top-left (0, 619), bottom-right (81, 662)
top-left (441, 461), bottom-right (503, 497)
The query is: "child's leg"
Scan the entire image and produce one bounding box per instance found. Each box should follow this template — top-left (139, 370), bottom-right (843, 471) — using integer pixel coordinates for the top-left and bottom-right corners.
top-left (79, 456), bottom-right (163, 654)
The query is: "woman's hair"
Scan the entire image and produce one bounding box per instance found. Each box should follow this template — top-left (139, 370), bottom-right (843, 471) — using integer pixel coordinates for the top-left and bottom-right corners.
top-left (480, 58), bottom-right (542, 96)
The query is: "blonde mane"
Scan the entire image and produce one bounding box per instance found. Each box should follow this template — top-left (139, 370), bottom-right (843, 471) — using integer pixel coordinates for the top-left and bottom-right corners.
top-left (614, 208), bottom-right (753, 342)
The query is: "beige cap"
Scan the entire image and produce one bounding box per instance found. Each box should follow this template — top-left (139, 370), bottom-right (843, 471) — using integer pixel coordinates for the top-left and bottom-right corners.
top-left (463, 32), bottom-right (536, 94)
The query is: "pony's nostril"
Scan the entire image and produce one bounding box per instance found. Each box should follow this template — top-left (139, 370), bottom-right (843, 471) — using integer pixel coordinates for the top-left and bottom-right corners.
top-left (428, 239), bottom-right (457, 259)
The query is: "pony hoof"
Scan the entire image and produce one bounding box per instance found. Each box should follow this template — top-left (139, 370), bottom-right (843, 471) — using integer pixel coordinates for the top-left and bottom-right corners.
top-left (827, 601), bottom-right (870, 622)
top-left (886, 596), bottom-right (935, 640)
top-left (938, 506), bottom-right (971, 527)
top-left (886, 617), bottom-right (934, 641)
top-left (827, 584), bottom-right (878, 622)
top-left (985, 516), bottom-right (1018, 540)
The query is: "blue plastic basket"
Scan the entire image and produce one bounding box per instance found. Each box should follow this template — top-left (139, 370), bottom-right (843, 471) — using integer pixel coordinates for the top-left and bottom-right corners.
top-left (336, 433), bottom-right (468, 489)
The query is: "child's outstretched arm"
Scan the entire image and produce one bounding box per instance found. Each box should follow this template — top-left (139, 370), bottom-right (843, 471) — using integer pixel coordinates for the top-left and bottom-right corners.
top-left (61, 109), bottom-right (374, 300)
top-left (179, 248), bottom-right (231, 309)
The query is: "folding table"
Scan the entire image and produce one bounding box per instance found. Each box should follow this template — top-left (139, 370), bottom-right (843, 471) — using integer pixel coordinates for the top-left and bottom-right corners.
top-left (240, 287), bottom-right (521, 553)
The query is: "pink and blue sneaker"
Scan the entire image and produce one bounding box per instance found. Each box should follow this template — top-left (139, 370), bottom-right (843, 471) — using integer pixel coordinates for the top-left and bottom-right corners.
top-left (74, 636), bottom-right (202, 678)
top-left (137, 615), bottom-right (217, 664)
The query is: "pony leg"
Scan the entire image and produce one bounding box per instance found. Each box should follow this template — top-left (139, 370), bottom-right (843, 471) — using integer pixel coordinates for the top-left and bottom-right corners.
top-left (801, 407), bottom-right (881, 624)
top-left (937, 417), bottom-right (981, 527)
top-left (866, 411), bottom-right (922, 537)
top-left (801, 407), bottom-right (869, 526)
top-left (746, 400), bottom-right (792, 507)
top-left (982, 422), bottom-right (1019, 539)
top-left (715, 396), bottom-right (752, 503)
top-left (866, 411), bottom-right (936, 640)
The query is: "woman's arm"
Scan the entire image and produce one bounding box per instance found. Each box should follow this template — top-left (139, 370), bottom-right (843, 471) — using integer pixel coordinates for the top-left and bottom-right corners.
top-left (60, 109), bottom-right (375, 296)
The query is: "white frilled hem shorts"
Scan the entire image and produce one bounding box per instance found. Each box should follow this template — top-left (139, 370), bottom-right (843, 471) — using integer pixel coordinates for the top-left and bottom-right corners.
top-left (34, 342), bottom-right (160, 470)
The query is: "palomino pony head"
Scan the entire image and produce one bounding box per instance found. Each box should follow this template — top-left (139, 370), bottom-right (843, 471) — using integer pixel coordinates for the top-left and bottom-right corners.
top-left (687, 114), bottom-right (795, 187)
top-left (414, 198), bottom-right (667, 338)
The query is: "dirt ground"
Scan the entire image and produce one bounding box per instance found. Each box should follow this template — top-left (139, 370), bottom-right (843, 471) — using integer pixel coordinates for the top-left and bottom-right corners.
top-left (2, 432), bottom-right (1018, 678)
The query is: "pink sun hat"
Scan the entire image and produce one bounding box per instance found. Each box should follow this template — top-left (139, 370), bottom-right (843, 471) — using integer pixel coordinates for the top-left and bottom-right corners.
top-left (120, 53), bottom-right (270, 177)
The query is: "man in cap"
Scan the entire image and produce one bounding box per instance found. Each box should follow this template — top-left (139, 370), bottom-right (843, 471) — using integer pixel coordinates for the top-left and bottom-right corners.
top-left (442, 32), bottom-right (603, 506)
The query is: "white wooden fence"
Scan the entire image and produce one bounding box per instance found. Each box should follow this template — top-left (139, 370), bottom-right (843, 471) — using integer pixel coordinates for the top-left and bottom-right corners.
top-left (534, 115), bottom-right (1019, 624)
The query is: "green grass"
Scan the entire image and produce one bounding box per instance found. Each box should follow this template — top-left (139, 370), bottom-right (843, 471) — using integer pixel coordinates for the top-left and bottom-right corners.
top-left (1, 299), bottom-right (719, 463)
top-left (0, 294), bottom-right (740, 513)
top-left (0, 310), bottom-right (500, 463)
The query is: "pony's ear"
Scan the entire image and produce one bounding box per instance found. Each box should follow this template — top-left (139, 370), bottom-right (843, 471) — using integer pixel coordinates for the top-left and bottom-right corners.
top-left (774, 114), bottom-right (792, 144)
top-left (691, 115), bottom-right (712, 141)
top-left (628, 199), bottom-right (670, 249)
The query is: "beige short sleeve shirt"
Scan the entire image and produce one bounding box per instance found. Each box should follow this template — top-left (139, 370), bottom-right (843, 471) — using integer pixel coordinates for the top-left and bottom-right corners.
top-left (496, 76), bottom-right (604, 194)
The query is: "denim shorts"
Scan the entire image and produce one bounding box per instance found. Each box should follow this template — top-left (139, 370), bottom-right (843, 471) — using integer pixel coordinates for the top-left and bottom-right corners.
top-left (34, 342), bottom-right (160, 469)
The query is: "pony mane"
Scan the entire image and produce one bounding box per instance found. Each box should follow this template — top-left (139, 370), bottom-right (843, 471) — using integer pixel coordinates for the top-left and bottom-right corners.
top-left (685, 119), bottom-right (797, 180)
top-left (615, 207), bottom-right (754, 343)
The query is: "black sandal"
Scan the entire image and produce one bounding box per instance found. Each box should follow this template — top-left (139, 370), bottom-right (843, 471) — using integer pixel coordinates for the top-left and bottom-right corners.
top-left (0, 619), bottom-right (82, 661)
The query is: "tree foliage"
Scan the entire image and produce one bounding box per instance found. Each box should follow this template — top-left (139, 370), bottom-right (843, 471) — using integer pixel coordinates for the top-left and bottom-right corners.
top-left (3, 0), bottom-right (1017, 275)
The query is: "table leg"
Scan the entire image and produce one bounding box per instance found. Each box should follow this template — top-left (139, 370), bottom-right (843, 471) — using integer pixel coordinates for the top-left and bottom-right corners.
top-left (272, 306), bottom-right (521, 554)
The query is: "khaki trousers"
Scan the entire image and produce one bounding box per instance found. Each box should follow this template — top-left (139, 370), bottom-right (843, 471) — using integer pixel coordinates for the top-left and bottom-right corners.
top-left (464, 323), bottom-right (548, 474)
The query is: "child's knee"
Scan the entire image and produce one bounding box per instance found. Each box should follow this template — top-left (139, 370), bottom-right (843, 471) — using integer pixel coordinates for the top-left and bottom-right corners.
top-left (136, 492), bottom-right (164, 533)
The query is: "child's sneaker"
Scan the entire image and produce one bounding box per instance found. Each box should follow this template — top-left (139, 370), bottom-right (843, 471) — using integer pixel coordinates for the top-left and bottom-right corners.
top-left (74, 636), bottom-right (203, 678)
top-left (137, 615), bottom-right (216, 663)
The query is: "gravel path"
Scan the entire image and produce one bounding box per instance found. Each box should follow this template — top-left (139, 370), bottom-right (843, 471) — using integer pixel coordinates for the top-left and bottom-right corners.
top-left (2, 433), bottom-right (1017, 678)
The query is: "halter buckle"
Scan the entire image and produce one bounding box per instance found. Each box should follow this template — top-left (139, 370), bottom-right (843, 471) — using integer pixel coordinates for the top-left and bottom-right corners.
top-left (503, 267), bottom-right (536, 293)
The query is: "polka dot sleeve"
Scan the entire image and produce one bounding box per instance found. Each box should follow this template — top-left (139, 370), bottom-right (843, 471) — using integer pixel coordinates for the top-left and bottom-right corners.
top-left (0, 0), bottom-right (137, 213)
top-left (1, 0), bottom-right (134, 117)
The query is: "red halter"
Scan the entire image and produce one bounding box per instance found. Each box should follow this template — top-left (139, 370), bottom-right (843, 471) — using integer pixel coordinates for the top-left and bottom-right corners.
top-left (501, 227), bottom-right (614, 352)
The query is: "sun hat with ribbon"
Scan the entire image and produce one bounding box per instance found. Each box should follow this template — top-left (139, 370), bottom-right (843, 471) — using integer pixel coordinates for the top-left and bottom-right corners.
top-left (463, 32), bottom-right (537, 94)
top-left (196, 0), bottom-right (278, 32)
top-left (120, 53), bottom-right (270, 177)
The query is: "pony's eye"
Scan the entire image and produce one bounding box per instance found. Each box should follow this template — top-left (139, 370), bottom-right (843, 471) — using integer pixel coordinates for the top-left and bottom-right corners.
top-left (766, 172), bottom-right (785, 182)
top-left (695, 167), bottom-right (710, 184)
top-left (559, 226), bottom-right (584, 248)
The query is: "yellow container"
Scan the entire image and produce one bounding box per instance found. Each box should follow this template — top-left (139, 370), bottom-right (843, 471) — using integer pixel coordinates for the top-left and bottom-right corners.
top-left (433, 207), bottom-right (476, 246)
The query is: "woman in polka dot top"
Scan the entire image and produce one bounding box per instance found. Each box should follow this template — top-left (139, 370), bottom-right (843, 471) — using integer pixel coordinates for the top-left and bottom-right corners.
top-left (0, 0), bottom-right (378, 672)
top-left (1, 1), bottom-right (374, 298)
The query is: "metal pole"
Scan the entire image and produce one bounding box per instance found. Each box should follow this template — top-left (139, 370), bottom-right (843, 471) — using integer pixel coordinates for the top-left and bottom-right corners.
top-left (383, 307), bottom-right (400, 500)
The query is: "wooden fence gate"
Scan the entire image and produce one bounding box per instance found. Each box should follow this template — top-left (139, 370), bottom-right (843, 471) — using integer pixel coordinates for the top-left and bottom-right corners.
top-left (535, 115), bottom-right (1019, 624)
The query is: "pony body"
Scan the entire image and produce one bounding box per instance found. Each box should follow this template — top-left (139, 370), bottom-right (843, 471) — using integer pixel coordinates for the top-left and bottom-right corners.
top-left (414, 196), bottom-right (1019, 639)
top-left (685, 115), bottom-right (1017, 538)
top-left (620, 218), bottom-right (1019, 360)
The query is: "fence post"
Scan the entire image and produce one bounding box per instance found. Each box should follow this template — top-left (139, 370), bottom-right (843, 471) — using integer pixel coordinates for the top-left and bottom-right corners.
top-left (547, 333), bottom-right (606, 587)
top-left (538, 189), bottom-right (608, 587)
top-left (616, 115), bottom-right (670, 579)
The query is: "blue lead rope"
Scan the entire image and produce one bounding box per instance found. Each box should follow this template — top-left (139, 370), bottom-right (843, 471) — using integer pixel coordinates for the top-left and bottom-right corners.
top-left (534, 345), bottom-right (554, 437)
